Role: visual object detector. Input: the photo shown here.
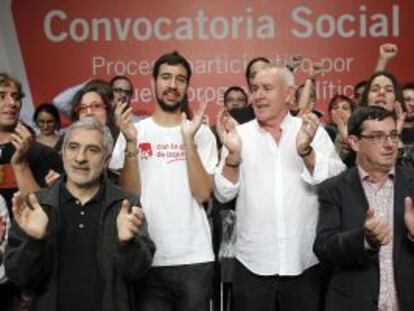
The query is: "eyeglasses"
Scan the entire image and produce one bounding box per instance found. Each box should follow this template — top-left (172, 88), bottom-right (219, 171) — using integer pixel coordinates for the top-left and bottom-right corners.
top-left (359, 132), bottom-right (400, 144)
top-left (113, 88), bottom-right (133, 96)
top-left (74, 102), bottom-right (107, 114)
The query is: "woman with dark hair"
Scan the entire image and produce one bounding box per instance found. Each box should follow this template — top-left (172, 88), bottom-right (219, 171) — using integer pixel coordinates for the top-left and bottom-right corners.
top-left (325, 94), bottom-right (356, 167)
top-left (358, 71), bottom-right (414, 167)
top-left (360, 71), bottom-right (406, 133)
top-left (326, 94), bottom-right (355, 140)
top-left (70, 79), bottom-right (119, 140)
top-left (33, 103), bottom-right (61, 148)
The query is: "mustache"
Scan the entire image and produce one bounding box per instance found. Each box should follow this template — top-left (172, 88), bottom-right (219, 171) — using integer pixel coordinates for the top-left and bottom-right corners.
top-left (71, 165), bottom-right (89, 170)
top-left (163, 88), bottom-right (180, 96)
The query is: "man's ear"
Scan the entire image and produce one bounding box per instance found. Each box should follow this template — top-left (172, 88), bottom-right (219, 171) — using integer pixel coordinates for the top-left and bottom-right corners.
top-left (348, 135), bottom-right (360, 152)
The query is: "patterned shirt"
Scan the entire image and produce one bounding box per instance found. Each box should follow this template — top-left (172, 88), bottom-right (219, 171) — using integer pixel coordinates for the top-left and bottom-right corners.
top-left (359, 166), bottom-right (398, 311)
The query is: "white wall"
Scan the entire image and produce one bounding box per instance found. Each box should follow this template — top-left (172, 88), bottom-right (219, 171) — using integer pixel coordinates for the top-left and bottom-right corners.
top-left (0, 0), bottom-right (34, 124)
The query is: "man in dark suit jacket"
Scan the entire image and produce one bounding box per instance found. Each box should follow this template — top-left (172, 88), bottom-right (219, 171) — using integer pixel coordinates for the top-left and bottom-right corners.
top-left (314, 106), bottom-right (414, 311)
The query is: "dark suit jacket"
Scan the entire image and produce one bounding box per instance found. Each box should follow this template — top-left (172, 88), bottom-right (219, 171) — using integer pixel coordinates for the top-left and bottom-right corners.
top-left (314, 166), bottom-right (414, 311)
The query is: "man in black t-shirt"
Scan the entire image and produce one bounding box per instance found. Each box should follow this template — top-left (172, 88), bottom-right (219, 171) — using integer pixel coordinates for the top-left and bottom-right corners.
top-left (0, 73), bottom-right (62, 213)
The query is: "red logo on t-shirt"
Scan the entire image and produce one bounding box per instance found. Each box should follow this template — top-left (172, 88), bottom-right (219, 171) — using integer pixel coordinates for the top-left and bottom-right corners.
top-left (139, 143), bottom-right (153, 160)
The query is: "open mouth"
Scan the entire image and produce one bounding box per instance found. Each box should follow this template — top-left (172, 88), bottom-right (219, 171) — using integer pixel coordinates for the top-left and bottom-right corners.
top-left (374, 99), bottom-right (387, 107)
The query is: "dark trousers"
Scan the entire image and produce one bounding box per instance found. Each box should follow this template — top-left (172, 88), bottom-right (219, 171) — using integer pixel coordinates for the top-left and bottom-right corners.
top-left (136, 262), bottom-right (213, 311)
top-left (232, 260), bottom-right (321, 311)
top-left (0, 281), bottom-right (20, 311)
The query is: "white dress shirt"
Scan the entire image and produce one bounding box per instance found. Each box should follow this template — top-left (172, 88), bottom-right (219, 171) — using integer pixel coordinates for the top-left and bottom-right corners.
top-left (214, 114), bottom-right (345, 276)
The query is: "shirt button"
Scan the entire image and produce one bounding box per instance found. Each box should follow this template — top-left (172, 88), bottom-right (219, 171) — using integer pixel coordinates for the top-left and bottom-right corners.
top-left (80, 211), bottom-right (85, 216)
top-left (76, 200), bottom-right (80, 205)
top-left (78, 223), bottom-right (85, 229)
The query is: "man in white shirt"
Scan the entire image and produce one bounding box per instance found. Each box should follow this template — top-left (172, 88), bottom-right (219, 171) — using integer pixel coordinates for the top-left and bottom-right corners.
top-left (111, 51), bottom-right (218, 311)
top-left (214, 64), bottom-right (345, 311)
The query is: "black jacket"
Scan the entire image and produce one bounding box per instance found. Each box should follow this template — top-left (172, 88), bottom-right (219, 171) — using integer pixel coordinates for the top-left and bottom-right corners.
top-left (5, 177), bottom-right (155, 311)
top-left (314, 166), bottom-right (414, 311)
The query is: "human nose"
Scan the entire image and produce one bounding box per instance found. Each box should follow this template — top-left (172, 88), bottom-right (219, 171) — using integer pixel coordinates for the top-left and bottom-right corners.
top-left (168, 78), bottom-right (177, 89)
top-left (378, 87), bottom-right (386, 95)
top-left (83, 105), bottom-right (94, 115)
top-left (74, 148), bottom-right (87, 162)
top-left (382, 134), bottom-right (396, 146)
top-left (253, 88), bottom-right (264, 100)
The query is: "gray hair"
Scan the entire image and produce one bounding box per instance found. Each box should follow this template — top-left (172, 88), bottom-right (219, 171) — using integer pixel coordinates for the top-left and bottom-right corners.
top-left (63, 117), bottom-right (114, 157)
top-left (254, 64), bottom-right (295, 87)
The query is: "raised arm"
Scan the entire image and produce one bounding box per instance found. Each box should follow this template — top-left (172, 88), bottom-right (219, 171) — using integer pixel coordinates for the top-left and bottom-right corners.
top-left (297, 62), bottom-right (323, 115)
top-left (375, 43), bottom-right (397, 72)
top-left (115, 101), bottom-right (141, 196)
top-left (216, 109), bottom-right (242, 184)
top-left (11, 123), bottom-right (41, 194)
top-left (115, 199), bottom-right (155, 281)
top-left (6, 192), bottom-right (52, 289)
top-left (181, 102), bottom-right (216, 203)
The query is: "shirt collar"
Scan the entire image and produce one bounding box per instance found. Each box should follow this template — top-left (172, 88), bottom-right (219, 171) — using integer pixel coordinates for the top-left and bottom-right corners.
top-left (60, 178), bottom-right (105, 206)
top-left (357, 165), bottom-right (395, 184)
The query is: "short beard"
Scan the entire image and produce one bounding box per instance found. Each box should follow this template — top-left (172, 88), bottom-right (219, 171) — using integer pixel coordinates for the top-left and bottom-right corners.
top-left (157, 96), bottom-right (184, 113)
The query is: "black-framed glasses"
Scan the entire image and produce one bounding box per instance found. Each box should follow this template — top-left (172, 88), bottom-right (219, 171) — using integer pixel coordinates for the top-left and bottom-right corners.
top-left (113, 88), bottom-right (133, 96)
top-left (359, 132), bottom-right (400, 144)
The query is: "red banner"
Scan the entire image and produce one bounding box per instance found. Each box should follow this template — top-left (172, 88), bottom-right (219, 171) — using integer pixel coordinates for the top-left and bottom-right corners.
top-left (12, 0), bottom-right (414, 124)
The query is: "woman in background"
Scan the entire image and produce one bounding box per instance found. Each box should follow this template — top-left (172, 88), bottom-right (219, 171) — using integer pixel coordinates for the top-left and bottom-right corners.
top-left (325, 94), bottom-right (356, 167)
top-left (33, 103), bottom-right (61, 149)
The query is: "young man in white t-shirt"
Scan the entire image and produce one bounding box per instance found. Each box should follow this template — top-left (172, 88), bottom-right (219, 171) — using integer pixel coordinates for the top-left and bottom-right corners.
top-left (111, 51), bottom-right (217, 311)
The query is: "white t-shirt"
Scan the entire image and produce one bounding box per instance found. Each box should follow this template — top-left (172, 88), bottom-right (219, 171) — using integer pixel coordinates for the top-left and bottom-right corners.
top-left (111, 117), bottom-right (217, 266)
top-left (214, 114), bottom-right (346, 276)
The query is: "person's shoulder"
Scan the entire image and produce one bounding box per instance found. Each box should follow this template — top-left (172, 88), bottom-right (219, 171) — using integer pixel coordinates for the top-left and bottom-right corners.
top-left (104, 178), bottom-right (140, 206)
top-left (320, 167), bottom-right (357, 190)
top-left (199, 123), bottom-right (214, 133)
top-left (237, 118), bottom-right (257, 132)
top-left (193, 123), bottom-right (215, 139)
top-left (30, 140), bottom-right (57, 156)
top-left (234, 119), bottom-right (262, 140)
top-left (396, 164), bottom-right (414, 181)
top-left (136, 116), bottom-right (155, 132)
top-left (35, 178), bottom-right (63, 207)
top-left (29, 141), bottom-right (63, 174)
top-left (29, 140), bottom-right (61, 165)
